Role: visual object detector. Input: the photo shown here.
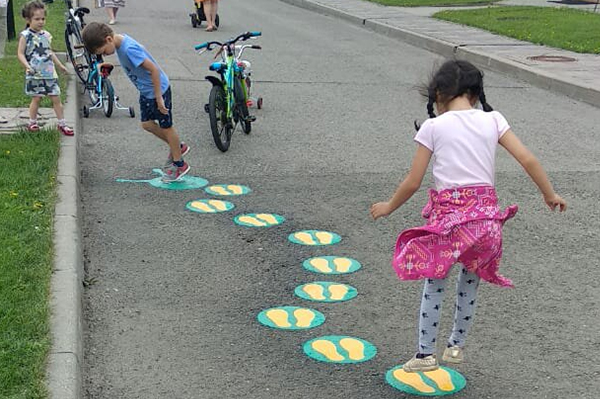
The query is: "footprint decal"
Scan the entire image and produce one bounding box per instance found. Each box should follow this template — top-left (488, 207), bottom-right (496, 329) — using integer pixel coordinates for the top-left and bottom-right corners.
top-left (234, 213), bottom-right (285, 227)
top-left (205, 184), bottom-right (251, 196)
top-left (186, 199), bottom-right (234, 214)
top-left (302, 256), bottom-right (362, 275)
top-left (294, 282), bottom-right (358, 303)
top-left (303, 336), bottom-right (376, 364)
top-left (257, 306), bottom-right (325, 330)
top-left (385, 365), bottom-right (466, 396)
top-left (288, 230), bottom-right (341, 246)
top-left (116, 168), bottom-right (209, 190)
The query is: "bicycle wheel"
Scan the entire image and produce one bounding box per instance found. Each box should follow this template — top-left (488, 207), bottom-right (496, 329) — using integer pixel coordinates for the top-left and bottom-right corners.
top-left (65, 24), bottom-right (90, 84)
top-left (208, 85), bottom-right (231, 152)
top-left (234, 77), bottom-right (251, 134)
top-left (102, 79), bottom-right (114, 117)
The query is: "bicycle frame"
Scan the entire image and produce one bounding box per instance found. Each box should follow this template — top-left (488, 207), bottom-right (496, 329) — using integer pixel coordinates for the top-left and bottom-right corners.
top-left (196, 33), bottom-right (261, 121)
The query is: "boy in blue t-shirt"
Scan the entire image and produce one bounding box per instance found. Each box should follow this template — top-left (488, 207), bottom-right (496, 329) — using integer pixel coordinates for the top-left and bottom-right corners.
top-left (82, 22), bottom-right (190, 182)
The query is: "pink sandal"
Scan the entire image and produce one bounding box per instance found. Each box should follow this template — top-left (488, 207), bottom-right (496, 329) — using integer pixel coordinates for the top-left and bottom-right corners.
top-left (27, 122), bottom-right (40, 132)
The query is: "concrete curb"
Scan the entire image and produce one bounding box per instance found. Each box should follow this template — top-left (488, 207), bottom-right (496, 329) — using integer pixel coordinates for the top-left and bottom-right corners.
top-left (46, 71), bottom-right (83, 399)
top-left (280, 0), bottom-right (600, 108)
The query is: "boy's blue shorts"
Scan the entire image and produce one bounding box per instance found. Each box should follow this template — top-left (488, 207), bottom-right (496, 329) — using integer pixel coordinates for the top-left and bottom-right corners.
top-left (139, 87), bottom-right (173, 128)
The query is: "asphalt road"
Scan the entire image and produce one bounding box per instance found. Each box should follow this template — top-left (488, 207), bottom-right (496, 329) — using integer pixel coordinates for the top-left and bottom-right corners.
top-left (81, 0), bottom-right (600, 398)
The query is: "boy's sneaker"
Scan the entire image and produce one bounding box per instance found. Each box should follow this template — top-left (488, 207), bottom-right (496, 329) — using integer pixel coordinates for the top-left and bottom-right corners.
top-left (58, 124), bottom-right (74, 136)
top-left (402, 354), bottom-right (439, 373)
top-left (165, 142), bottom-right (191, 167)
top-left (442, 345), bottom-right (464, 364)
top-left (162, 161), bottom-right (190, 183)
top-left (27, 122), bottom-right (40, 132)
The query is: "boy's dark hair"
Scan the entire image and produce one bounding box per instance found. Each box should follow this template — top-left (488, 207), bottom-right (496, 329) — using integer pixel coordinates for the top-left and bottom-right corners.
top-left (421, 59), bottom-right (493, 119)
top-left (82, 22), bottom-right (114, 53)
top-left (21, 1), bottom-right (46, 27)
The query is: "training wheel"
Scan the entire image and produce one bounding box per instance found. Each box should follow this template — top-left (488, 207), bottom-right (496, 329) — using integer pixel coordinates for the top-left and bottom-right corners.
top-left (82, 105), bottom-right (89, 118)
top-left (129, 106), bottom-right (135, 118)
top-left (257, 97), bottom-right (263, 109)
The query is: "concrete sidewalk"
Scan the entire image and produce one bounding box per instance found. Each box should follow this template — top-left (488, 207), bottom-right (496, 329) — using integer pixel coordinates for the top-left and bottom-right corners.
top-left (280, 0), bottom-right (600, 107)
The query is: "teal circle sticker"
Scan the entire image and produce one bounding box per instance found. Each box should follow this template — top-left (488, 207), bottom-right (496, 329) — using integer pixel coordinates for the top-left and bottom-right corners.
top-left (288, 230), bottom-right (341, 246)
top-left (385, 365), bottom-right (466, 396)
top-left (186, 199), bottom-right (234, 213)
top-left (257, 306), bottom-right (325, 330)
top-left (205, 184), bottom-right (251, 196)
top-left (303, 335), bottom-right (376, 364)
top-left (303, 256), bottom-right (362, 275)
top-left (294, 282), bottom-right (357, 303)
top-left (149, 175), bottom-right (209, 190)
top-left (234, 213), bottom-right (285, 227)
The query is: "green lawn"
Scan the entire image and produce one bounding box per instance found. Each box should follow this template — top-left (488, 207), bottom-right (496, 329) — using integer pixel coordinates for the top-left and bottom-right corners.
top-left (435, 6), bottom-right (600, 54)
top-left (366, 0), bottom-right (495, 6)
top-left (0, 130), bottom-right (59, 399)
top-left (1, 0), bottom-right (69, 107)
top-left (0, 1), bottom-right (65, 397)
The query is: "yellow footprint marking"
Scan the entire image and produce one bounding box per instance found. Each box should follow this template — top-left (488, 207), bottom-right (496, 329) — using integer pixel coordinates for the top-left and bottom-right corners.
top-left (294, 308), bottom-right (316, 328)
top-left (303, 284), bottom-right (326, 300)
top-left (312, 340), bottom-right (344, 362)
top-left (333, 257), bottom-right (352, 272)
top-left (256, 214), bottom-right (279, 225)
top-left (392, 369), bottom-right (435, 394)
top-left (294, 232), bottom-right (316, 245)
top-left (328, 284), bottom-right (349, 301)
top-left (227, 185), bottom-right (244, 194)
top-left (209, 186), bottom-right (230, 195)
top-left (238, 216), bottom-right (266, 226)
top-left (208, 200), bottom-right (229, 211)
top-left (310, 258), bottom-right (332, 273)
top-left (423, 368), bottom-right (455, 392)
top-left (315, 231), bottom-right (333, 244)
top-left (190, 201), bottom-right (216, 213)
top-left (339, 338), bottom-right (365, 361)
top-left (265, 309), bottom-right (291, 328)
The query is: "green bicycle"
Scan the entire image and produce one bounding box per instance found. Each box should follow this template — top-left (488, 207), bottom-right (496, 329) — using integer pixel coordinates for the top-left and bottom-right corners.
top-left (195, 31), bottom-right (262, 152)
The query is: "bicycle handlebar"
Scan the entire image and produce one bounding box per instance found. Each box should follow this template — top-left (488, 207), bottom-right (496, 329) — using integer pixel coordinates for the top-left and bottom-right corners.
top-left (194, 31), bottom-right (262, 51)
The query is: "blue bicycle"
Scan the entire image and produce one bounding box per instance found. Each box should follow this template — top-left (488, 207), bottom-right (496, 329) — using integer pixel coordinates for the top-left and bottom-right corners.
top-left (195, 31), bottom-right (262, 152)
top-left (81, 54), bottom-right (134, 119)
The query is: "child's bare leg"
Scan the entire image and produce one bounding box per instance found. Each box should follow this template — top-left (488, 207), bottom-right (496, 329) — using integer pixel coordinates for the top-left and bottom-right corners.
top-left (141, 121), bottom-right (183, 161)
top-left (29, 97), bottom-right (41, 121)
top-left (50, 95), bottom-right (64, 120)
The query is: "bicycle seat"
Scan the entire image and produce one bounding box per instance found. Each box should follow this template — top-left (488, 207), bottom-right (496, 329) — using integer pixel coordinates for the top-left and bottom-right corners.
top-left (100, 64), bottom-right (114, 78)
top-left (75, 7), bottom-right (90, 17)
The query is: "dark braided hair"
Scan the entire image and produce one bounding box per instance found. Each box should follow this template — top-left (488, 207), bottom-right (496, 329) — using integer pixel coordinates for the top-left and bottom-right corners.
top-left (415, 59), bottom-right (493, 131)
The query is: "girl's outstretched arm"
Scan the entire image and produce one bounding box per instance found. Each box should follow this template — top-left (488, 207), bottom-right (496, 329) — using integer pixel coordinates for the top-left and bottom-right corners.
top-left (371, 144), bottom-right (432, 220)
top-left (499, 129), bottom-right (567, 212)
top-left (17, 36), bottom-right (33, 74)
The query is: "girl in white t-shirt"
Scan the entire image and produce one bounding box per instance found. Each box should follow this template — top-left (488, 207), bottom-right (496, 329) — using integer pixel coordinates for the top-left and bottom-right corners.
top-left (370, 60), bottom-right (566, 373)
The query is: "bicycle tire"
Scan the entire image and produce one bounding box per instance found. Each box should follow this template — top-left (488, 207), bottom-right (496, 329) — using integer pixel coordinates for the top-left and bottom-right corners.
top-left (208, 85), bottom-right (231, 152)
top-left (65, 24), bottom-right (90, 84)
top-left (234, 77), bottom-right (251, 134)
top-left (102, 78), bottom-right (114, 117)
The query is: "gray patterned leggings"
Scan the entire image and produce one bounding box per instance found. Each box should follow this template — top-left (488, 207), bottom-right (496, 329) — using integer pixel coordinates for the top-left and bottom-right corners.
top-left (418, 267), bottom-right (481, 354)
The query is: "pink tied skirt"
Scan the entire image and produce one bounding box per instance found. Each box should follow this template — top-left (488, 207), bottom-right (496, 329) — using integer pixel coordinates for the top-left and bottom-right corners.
top-left (393, 185), bottom-right (518, 287)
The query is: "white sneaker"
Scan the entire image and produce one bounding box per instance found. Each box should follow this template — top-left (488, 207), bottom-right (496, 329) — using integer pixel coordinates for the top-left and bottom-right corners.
top-left (402, 354), bottom-right (439, 373)
top-left (442, 345), bottom-right (464, 364)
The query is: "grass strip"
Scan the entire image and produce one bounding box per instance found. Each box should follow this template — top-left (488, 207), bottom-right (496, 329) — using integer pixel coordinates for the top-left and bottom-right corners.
top-left (435, 6), bottom-right (600, 54)
top-left (0, 130), bottom-right (59, 399)
top-left (366, 0), bottom-right (495, 6)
